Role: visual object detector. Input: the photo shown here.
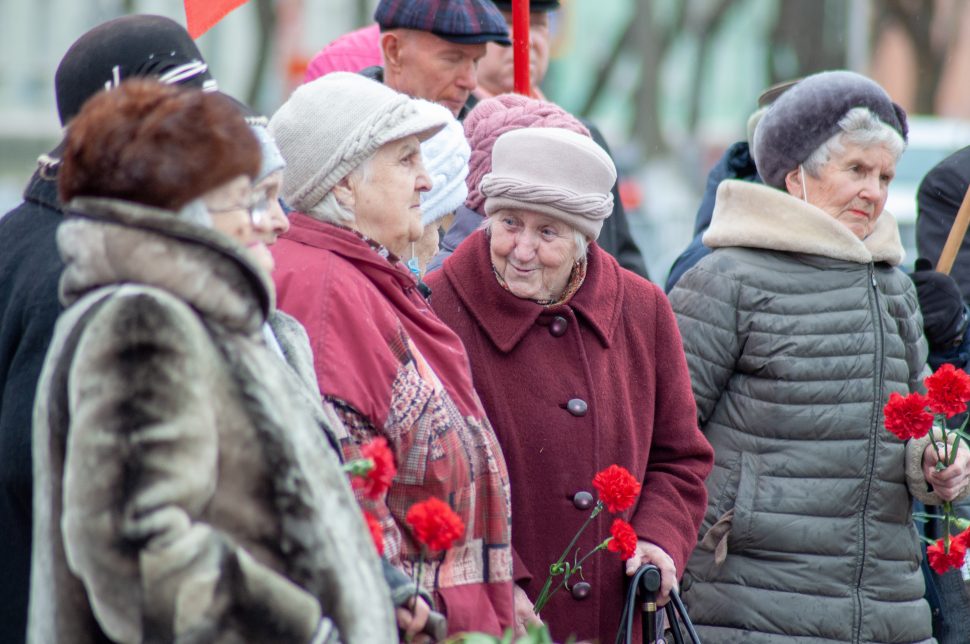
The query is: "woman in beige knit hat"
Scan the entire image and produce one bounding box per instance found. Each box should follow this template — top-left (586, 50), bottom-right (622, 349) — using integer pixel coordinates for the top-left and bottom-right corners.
top-left (269, 72), bottom-right (518, 637)
top-left (424, 127), bottom-right (713, 642)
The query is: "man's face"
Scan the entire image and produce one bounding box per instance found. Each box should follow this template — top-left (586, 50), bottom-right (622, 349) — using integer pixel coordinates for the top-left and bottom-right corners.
top-left (385, 30), bottom-right (486, 116)
top-left (476, 10), bottom-right (550, 95)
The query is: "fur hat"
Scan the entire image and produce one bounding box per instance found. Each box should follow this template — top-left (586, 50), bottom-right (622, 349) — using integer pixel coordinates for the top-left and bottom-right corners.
top-left (59, 79), bottom-right (260, 211)
top-left (753, 70), bottom-right (908, 189)
top-left (463, 94), bottom-right (589, 212)
top-left (420, 114), bottom-right (470, 226)
top-left (482, 127), bottom-right (615, 240)
top-left (269, 72), bottom-right (449, 213)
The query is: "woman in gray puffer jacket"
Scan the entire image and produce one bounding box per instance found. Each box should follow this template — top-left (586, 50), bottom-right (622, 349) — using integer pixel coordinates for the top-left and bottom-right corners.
top-left (669, 71), bottom-right (970, 643)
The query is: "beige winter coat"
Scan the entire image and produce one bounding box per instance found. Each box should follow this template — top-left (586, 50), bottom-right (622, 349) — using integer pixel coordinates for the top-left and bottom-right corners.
top-left (29, 197), bottom-right (395, 643)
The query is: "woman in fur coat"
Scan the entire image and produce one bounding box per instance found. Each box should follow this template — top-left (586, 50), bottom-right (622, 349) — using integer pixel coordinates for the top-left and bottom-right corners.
top-left (668, 70), bottom-right (970, 643)
top-left (29, 79), bottom-right (395, 643)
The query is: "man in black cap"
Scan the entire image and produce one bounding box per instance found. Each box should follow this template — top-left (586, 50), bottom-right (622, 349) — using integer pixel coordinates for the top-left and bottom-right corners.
top-left (363, 0), bottom-right (511, 119)
top-left (0, 16), bottom-right (223, 644)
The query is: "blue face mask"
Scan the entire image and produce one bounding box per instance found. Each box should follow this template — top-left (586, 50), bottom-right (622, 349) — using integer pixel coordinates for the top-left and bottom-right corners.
top-left (406, 242), bottom-right (421, 277)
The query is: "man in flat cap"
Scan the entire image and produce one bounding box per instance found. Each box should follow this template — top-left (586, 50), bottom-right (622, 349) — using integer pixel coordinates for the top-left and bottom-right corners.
top-left (363, 0), bottom-right (511, 119)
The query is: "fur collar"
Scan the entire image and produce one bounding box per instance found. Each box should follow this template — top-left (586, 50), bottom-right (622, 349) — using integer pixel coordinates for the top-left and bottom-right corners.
top-left (58, 197), bottom-right (273, 333)
top-left (703, 180), bottom-right (905, 266)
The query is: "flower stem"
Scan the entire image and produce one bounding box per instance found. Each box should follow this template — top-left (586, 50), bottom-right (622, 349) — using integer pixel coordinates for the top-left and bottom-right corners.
top-left (532, 503), bottom-right (603, 615)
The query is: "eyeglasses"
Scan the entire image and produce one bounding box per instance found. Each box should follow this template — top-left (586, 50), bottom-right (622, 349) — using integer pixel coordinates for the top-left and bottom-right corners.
top-left (208, 195), bottom-right (269, 227)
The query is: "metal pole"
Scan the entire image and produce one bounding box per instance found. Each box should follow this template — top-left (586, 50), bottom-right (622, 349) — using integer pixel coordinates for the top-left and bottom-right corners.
top-left (513, 0), bottom-right (531, 94)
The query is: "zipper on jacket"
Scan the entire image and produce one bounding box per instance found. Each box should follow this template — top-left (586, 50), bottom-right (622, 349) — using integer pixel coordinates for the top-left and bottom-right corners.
top-left (854, 262), bottom-right (884, 644)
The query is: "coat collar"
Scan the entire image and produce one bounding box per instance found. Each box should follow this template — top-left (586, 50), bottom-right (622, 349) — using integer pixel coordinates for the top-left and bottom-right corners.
top-left (284, 212), bottom-right (419, 292)
top-left (703, 180), bottom-right (905, 266)
top-left (22, 166), bottom-right (62, 214)
top-left (439, 229), bottom-right (622, 353)
top-left (58, 197), bottom-right (273, 333)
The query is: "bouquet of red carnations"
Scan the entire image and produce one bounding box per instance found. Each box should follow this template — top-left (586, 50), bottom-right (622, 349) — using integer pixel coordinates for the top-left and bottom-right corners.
top-left (884, 364), bottom-right (970, 573)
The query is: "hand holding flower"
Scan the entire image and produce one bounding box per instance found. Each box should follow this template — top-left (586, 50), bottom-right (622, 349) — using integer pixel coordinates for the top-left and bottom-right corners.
top-left (513, 584), bottom-right (542, 637)
top-left (624, 540), bottom-right (677, 606)
top-left (923, 441), bottom-right (970, 501)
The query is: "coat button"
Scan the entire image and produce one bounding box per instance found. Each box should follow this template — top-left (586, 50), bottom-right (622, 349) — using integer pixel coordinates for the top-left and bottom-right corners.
top-left (550, 316), bottom-right (568, 337)
top-left (571, 581), bottom-right (591, 600)
top-left (567, 398), bottom-right (588, 417)
top-left (572, 491), bottom-right (594, 510)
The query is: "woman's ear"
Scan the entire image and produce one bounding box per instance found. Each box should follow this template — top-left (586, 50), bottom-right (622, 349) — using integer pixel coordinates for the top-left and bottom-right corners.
top-left (784, 167), bottom-right (803, 198)
top-left (332, 175), bottom-right (356, 212)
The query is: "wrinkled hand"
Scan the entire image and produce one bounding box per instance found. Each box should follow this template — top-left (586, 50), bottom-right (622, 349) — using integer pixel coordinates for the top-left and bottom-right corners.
top-left (910, 258), bottom-right (968, 349)
top-left (924, 441), bottom-right (970, 501)
top-left (396, 595), bottom-right (432, 643)
top-left (513, 584), bottom-right (543, 637)
top-left (625, 540), bottom-right (677, 607)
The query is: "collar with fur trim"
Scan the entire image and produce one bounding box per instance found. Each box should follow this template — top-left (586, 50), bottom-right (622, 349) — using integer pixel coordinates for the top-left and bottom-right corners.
top-left (702, 180), bottom-right (905, 266)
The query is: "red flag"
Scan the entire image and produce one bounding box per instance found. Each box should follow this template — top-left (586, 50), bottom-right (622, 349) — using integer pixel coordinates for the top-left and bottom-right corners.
top-left (184, 0), bottom-right (248, 39)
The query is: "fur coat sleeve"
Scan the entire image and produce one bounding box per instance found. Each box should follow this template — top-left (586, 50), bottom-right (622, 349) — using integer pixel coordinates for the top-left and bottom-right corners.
top-left (60, 291), bottom-right (330, 644)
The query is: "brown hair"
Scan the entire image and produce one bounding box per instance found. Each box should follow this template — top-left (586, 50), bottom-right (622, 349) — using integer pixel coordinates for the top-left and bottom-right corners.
top-left (59, 79), bottom-right (260, 210)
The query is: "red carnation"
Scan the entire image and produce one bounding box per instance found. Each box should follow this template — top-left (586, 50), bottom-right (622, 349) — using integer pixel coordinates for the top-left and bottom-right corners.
top-left (354, 437), bottom-right (397, 500)
top-left (405, 497), bottom-right (465, 552)
top-left (593, 465), bottom-right (642, 513)
top-left (607, 519), bottom-right (638, 560)
top-left (925, 363), bottom-right (970, 418)
top-left (927, 533), bottom-right (969, 574)
top-left (364, 511), bottom-right (384, 556)
top-left (883, 392), bottom-right (933, 441)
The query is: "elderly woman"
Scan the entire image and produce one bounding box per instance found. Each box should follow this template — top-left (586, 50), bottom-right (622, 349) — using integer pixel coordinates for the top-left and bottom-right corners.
top-left (29, 79), bottom-right (395, 643)
top-left (425, 126), bottom-right (714, 642)
top-left (268, 72), bottom-right (515, 636)
top-left (668, 70), bottom-right (970, 642)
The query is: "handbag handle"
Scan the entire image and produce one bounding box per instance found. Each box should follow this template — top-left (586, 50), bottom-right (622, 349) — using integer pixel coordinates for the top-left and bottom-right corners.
top-left (616, 565), bottom-right (701, 644)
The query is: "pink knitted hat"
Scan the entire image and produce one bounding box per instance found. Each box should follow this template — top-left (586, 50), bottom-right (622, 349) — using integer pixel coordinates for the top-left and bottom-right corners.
top-left (463, 94), bottom-right (590, 212)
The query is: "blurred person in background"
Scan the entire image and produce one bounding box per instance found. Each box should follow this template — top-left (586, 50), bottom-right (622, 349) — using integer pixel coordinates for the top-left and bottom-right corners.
top-left (907, 147), bottom-right (970, 643)
top-left (31, 78), bottom-right (395, 643)
top-left (0, 15), bottom-right (228, 644)
top-left (669, 70), bottom-right (969, 643)
top-left (473, 0), bottom-right (648, 278)
top-left (402, 114), bottom-right (471, 283)
top-left (425, 126), bottom-right (712, 641)
top-left (663, 79), bottom-right (798, 293)
top-left (269, 72), bottom-right (517, 636)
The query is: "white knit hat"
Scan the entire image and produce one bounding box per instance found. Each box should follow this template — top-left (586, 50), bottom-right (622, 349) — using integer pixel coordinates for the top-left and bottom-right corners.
top-left (420, 113), bottom-right (470, 226)
top-left (481, 128), bottom-right (616, 240)
top-left (269, 72), bottom-right (448, 212)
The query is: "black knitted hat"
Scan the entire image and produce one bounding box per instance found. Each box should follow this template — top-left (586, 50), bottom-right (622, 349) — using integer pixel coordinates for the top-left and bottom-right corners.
top-left (753, 70), bottom-right (909, 190)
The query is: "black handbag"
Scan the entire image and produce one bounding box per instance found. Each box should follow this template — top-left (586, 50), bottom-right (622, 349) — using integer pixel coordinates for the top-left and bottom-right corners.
top-left (616, 565), bottom-right (701, 644)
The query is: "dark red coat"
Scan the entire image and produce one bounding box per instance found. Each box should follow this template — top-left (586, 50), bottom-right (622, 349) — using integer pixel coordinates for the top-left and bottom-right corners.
top-left (426, 230), bottom-right (713, 642)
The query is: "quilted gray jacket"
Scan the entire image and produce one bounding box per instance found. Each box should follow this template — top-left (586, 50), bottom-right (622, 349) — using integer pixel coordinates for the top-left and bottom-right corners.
top-left (669, 180), bottom-right (933, 643)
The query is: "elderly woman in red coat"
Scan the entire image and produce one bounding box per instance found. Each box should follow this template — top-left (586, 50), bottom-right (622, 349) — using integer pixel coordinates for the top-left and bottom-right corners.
top-left (425, 126), bottom-right (714, 642)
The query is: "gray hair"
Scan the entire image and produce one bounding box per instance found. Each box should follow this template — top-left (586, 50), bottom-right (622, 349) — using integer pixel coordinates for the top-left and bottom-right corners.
top-left (305, 156), bottom-right (374, 224)
top-left (481, 212), bottom-right (590, 262)
top-left (802, 107), bottom-right (906, 178)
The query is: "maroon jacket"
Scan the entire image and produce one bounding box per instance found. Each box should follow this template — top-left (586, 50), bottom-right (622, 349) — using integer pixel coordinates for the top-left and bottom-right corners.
top-left (426, 230), bottom-right (713, 642)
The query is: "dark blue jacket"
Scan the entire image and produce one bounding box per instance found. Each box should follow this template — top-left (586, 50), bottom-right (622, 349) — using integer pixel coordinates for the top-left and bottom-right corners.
top-left (0, 166), bottom-right (64, 644)
top-left (664, 141), bottom-right (761, 292)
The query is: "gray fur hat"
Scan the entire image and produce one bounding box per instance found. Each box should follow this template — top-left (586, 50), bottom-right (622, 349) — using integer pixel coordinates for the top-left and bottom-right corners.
top-left (753, 70), bottom-right (908, 190)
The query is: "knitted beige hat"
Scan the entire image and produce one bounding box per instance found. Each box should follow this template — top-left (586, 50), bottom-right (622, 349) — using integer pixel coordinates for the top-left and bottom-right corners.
top-left (481, 128), bottom-right (616, 240)
top-left (269, 72), bottom-right (448, 212)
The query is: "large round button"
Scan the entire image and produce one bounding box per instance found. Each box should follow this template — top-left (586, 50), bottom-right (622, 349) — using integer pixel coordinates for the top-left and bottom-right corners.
top-left (572, 491), bottom-right (594, 510)
top-left (571, 581), bottom-right (591, 600)
top-left (550, 316), bottom-right (568, 337)
top-left (567, 398), bottom-right (588, 417)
